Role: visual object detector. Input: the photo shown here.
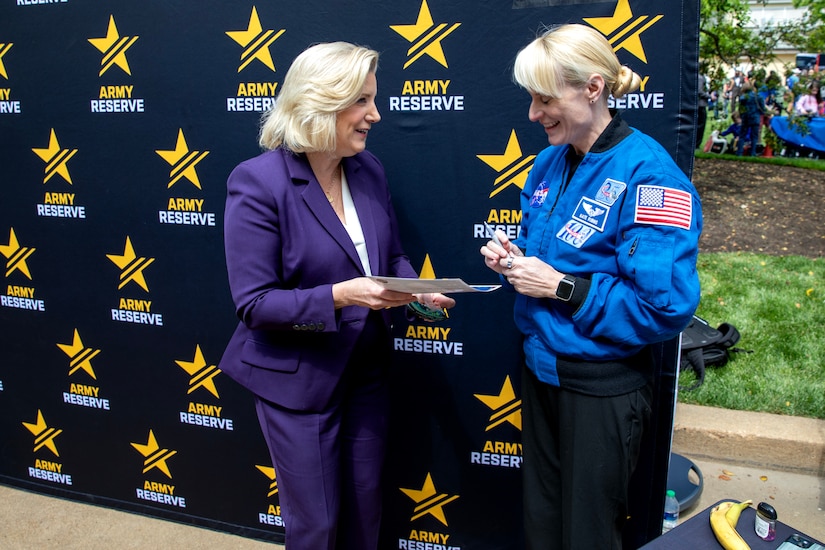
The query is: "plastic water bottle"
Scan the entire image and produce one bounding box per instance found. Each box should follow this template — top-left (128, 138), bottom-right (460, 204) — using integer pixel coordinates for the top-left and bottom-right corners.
top-left (662, 489), bottom-right (679, 534)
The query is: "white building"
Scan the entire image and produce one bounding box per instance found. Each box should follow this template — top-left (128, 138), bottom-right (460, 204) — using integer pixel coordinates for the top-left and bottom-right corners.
top-left (745, 0), bottom-right (813, 75)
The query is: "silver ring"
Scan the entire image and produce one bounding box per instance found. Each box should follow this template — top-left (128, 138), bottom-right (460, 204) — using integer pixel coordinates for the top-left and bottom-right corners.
top-left (506, 257), bottom-right (513, 269)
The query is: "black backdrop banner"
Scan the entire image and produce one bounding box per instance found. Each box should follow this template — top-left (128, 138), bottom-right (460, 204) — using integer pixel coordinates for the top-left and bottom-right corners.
top-left (0, 1), bottom-right (698, 548)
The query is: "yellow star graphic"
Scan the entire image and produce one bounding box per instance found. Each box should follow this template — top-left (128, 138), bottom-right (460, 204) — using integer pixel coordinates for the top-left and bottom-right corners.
top-left (57, 329), bottom-right (101, 380)
top-left (473, 375), bottom-right (522, 431)
top-left (88, 15), bottom-right (139, 76)
top-left (32, 128), bottom-right (77, 185)
top-left (390, 0), bottom-right (460, 69)
top-left (400, 473), bottom-right (459, 526)
top-left (476, 130), bottom-right (535, 197)
top-left (106, 236), bottom-right (154, 292)
top-left (583, 0), bottom-right (662, 64)
top-left (0, 42), bottom-right (13, 79)
top-left (155, 129), bottom-right (209, 189)
top-left (175, 345), bottom-right (221, 398)
top-left (256, 465), bottom-right (279, 497)
top-left (22, 410), bottom-right (62, 456)
top-left (0, 228), bottom-right (35, 280)
top-left (226, 7), bottom-right (285, 73)
top-left (256, 465), bottom-right (276, 481)
top-left (419, 254), bottom-right (437, 279)
top-left (131, 430), bottom-right (177, 478)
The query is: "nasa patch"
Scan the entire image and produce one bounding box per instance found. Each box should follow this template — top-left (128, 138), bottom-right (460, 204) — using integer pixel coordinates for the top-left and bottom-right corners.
top-left (529, 181), bottom-right (549, 208)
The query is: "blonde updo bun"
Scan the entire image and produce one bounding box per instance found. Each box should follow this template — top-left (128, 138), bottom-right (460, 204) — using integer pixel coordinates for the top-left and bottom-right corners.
top-left (612, 65), bottom-right (642, 99)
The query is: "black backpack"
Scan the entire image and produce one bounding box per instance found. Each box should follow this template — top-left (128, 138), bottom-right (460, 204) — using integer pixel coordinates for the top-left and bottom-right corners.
top-left (679, 315), bottom-right (748, 390)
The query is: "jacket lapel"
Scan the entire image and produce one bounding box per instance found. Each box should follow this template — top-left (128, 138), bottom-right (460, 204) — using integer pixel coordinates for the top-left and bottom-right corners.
top-left (346, 159), bottom-right (381, 276)
top-left (283, 150), bottom-right (366, 274)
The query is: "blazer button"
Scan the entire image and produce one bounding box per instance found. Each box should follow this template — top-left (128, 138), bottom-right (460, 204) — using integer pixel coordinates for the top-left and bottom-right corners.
top-left (308, 322), bottom-right (317, 331)
top-left (292, 324), bottom-right (301, 331)
top-left (317, 322), bottom-right (325, 331)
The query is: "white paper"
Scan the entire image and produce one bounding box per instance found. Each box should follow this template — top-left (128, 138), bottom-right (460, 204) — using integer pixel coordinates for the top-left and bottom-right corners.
top-left (368, 276), bottom-right (500, 294)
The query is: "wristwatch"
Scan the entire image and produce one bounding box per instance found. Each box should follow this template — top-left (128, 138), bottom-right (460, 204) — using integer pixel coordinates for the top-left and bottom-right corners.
top-left (555, 275), bottom-right (576, 301)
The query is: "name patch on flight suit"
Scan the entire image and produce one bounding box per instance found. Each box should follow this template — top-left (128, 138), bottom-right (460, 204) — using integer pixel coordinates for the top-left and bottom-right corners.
top-left (571, 197), bottom-right (609, 232)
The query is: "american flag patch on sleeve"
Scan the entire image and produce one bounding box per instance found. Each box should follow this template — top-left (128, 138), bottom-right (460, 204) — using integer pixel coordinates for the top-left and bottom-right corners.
top-left (634, 185), bottom-right (692, 230)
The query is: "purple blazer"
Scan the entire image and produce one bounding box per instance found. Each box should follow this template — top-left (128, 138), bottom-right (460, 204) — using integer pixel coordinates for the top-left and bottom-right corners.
top-left (219, 147), bottom-right (417, 412)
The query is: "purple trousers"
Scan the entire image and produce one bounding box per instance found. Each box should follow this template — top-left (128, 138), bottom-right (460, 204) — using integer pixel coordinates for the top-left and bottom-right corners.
top-left (254, 317), bottom-right (391, 550)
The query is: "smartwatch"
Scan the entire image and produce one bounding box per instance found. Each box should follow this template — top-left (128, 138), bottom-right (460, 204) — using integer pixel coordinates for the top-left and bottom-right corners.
top-left (555, 275), bottom-right (576, 301)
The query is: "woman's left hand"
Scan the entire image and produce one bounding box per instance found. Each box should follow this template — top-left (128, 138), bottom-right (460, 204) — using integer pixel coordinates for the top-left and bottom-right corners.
top-left (501, 255), bottom-right (566, 299)
top-left (415, 293), bottom-right (456, 310)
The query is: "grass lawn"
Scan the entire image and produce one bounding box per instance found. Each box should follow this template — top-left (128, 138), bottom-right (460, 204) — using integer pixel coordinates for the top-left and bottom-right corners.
top-left (677, 252), bottom-right (825, 420)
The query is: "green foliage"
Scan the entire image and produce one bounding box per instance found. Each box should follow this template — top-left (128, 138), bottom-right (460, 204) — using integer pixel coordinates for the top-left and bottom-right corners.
top-left (700, 0), bottom-right (822, 91)
top-left (761, 124), bottom-right (781, 151)
top-left (792, 0), bottom-right (825, 52)
top-left (678, 252), bottom-right (825, 420)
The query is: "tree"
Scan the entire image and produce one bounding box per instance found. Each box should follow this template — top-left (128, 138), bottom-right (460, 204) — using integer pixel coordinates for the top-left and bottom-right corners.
top-left (699, 0), bottom-right (788, 91)
top-left (700, 0), bottom-right (825, 94)
top-left (792, 0), bottom-right (825, 52)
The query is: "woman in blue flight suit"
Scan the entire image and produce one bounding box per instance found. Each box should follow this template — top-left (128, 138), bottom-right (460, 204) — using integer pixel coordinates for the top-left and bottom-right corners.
top-left (480, 24), bottom-right (701, 550)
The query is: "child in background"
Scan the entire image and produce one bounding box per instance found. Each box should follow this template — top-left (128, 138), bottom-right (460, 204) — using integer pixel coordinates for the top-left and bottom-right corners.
top-left (719, 112), bottom-right (743, 153)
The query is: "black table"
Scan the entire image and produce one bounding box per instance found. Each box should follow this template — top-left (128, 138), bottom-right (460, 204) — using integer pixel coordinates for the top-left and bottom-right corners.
top-left (639, 500), bottom-right (824, 549)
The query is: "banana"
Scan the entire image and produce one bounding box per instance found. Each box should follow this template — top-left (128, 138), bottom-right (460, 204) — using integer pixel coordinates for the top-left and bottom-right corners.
top-left (724, 499), bottom-right (753, 528)
top-left (709, 500), bottom-right (751, 550)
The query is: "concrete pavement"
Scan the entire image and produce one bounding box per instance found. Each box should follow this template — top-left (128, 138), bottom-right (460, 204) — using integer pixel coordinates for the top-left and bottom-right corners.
top-left (671, 403), bottom-right (825, 541)
top-left (1, 403), bottom-right (823, 548)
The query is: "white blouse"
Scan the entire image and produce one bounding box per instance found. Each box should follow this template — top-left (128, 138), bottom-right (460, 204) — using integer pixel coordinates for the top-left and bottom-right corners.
top-left (339, 171), bottom-right (371, 276)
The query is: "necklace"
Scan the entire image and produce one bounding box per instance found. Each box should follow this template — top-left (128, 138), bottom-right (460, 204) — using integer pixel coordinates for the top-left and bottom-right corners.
top-left (321, 165), bottom-right (341, 205)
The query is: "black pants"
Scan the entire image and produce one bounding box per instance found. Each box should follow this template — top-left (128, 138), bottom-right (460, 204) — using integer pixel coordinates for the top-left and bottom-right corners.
top-left (521, 365), bottom-right (652, 550)
top-left (695, 106), bottom-right (707, 149)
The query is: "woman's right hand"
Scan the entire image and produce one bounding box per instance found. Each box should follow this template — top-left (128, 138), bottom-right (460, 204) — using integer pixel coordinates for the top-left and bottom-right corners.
top-left (480, 229), bottom-right (523, 275)
top-left (332, 277), bottom-right (415, 310)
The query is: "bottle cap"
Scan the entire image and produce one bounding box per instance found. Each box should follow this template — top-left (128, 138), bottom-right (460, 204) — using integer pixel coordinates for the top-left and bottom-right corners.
top-left (756, 502), bottom-right (777, 520)
top-left (666, 490), bottom-right (676, 497)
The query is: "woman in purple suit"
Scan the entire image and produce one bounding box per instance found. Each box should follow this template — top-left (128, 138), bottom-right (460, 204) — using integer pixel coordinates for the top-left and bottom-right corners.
top-left (219, 42), bottom-right (454, 550)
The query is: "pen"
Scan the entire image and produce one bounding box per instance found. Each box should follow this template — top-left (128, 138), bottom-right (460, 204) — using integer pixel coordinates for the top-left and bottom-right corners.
top-left (483, 222), bottom-right (513, 258)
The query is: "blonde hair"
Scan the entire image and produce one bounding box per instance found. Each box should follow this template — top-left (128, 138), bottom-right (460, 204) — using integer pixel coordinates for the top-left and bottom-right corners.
top-left (513, 24), bottom-right (641, 101)
top-left (258, 42), bottom-right (379, 152)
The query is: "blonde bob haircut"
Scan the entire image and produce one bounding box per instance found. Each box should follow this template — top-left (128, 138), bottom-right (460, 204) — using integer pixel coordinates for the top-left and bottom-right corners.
top-left (258, 42), bottom-right (379, 153)
top-left (513, 24), bottom-right (641, 101)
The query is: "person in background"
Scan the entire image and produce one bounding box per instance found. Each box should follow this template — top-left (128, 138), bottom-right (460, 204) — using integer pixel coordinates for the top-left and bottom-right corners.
top-left (709, 88), bottom-right (719, 119)
top-left (737, 82), bottom-right (767, 156)
top-left (795, 80), bottom-right (822, 116)
top-left (219, 41), bottom-right (454, 550)
top-left (787, 67), bottom-right (801, 92)
top-left (782, 88), bottom-right (796, 115)
top-left (760, 70), bottom-right (781, 114)
top-left (719, 111), bottom-right (743, 153)
top-left (696, 71), bottom-right (711, 148)
top-left (729, 68), bottom-right (745, 113)
top-left (721, 77), bottom-right (732, 118)
top-left (479, 24), bottom-right (701, 550)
